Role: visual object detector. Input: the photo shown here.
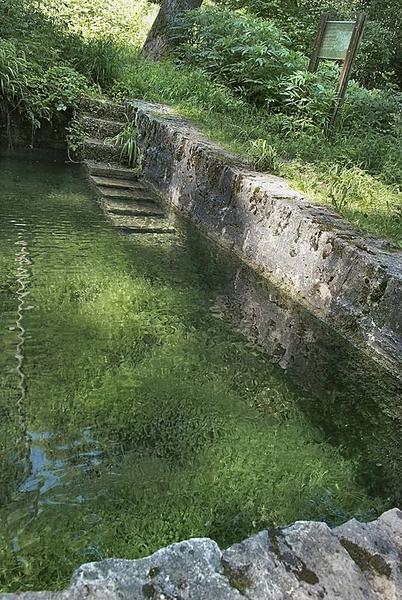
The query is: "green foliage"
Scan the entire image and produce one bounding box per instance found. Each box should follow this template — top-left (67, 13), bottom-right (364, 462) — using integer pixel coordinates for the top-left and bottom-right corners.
top-left (40, 66), bottom-right (88, 114)
top-left (363, 0), bottom-right (402, 86)
top-left (0, 38), bottom-right (88, 131)
top-left (0, 40), bottom-right (31, 117)
top-left (341, 83), bottom-right (402, 135)
top-left (66, 117), bottom-right (85, 160)
top-left (0, 2), bottom-right (90, 130)
top-left (218, 0), bottom-right (402, 89)
top-left (249, 139), bottom-right (279, 172)
top-left (0, 0), bottom-right (156, 131)
top-left (40, 0), bottom-right (157, 46)
top-left (328, 164), bottom-right (387, 212)
top-left (107, 120), bottom-right (138, 167)
top-left (176, 8), bottom-right (305, 108)
top-left (278, 65), bottom-right (338, 133)
top-left (282, 160), bottom-right (402, 243)
top-left (72, 38), bottom-right (123, 88)
top-left (352, 21), bottom-right (396, 89)
top-left (0, 39), bottom-right (86, 128)
top-left (175, 7), bottom-right (402, 138)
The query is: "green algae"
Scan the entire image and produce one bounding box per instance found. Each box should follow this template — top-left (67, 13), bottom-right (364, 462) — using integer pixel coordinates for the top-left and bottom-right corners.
top-left (0, 149), bottom-right (394, 592)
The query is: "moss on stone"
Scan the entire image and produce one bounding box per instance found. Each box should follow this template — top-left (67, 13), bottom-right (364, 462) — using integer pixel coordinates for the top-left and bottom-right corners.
top-left (148, 566), bottom-right (160, 578)
top-left (222, 562), bottom-right (252, 594)
top-left (339, 538), bottom-right (392, 578)
top-left (294, 560), bottom-right (319, 586)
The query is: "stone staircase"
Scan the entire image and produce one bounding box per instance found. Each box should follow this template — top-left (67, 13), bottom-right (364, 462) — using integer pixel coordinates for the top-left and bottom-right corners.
top-left (78, 99), bottom-right (175, 236)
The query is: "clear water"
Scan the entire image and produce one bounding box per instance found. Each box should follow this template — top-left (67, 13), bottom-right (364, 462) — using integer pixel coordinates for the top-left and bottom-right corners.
top-left (0, 149), bottom-right (399, 591)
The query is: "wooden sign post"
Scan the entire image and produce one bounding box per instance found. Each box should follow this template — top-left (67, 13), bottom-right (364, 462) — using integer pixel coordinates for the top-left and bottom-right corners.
top-left (308, 13), bottom-right (366, 133)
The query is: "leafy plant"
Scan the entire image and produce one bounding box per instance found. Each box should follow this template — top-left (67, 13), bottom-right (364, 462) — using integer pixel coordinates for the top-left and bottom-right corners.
top-left (107, 120), bottom-right (138, 167)
top-left (40, 66), bottom-right (88, 113)
top-left (279, 65), bottom-right (338, 132)
top-left (175, 7), bottom-right (305, 108)
top-left (66, 116), bottom-right (85, 161)
top-left (249, 139), bottom-right (279, 172)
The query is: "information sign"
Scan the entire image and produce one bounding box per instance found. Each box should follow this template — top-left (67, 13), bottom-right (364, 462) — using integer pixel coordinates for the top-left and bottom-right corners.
top-left (319, 21), bottom-right (355, 60)
top-left (308, 13), bottom-right (366, 133)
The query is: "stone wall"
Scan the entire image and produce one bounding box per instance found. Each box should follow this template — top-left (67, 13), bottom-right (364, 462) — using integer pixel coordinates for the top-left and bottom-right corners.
top-left (0, 112), bottom-right (69, 151)
top-left (2, 509), bottom-right (401, 599)
top-left (129, 101), bottom-right (402, 382)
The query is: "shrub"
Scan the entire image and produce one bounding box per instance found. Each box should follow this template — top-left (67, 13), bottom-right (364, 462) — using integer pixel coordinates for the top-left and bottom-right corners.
top-left (0, 39), bottom-right (88, 131)
top-left (40, 66), bottom-right (88, 113)
top-left (352, 22), bottom-right (396, 89)
top-left (218, 0), bottom-right (402, 89)
top-left (175, 7), bottom-right (305, 108)
top-left (278, 64), bottom-right (338, 132)
top-left (341, 83), bottom-right (402, 136)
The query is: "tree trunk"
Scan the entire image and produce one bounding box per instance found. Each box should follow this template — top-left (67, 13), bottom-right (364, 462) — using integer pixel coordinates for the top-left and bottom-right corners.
top-left (142, 0), bottom-right (203, 61)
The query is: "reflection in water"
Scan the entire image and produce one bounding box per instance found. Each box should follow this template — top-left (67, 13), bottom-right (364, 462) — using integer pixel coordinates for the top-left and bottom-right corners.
top-left (18, 429), bottom-right (102, 497)
top-left (11, 429), bottom-right (102, 557)
top-left (0, 149), bottom-right (400, 592)
top-left (14, 231), bottom-right (32, 481)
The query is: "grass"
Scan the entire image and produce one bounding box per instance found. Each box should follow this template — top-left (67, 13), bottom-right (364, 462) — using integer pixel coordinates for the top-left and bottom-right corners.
top-left (111, 54), bottom-right (402, 246)
top-left (0, 151), bottom-right (387, 591)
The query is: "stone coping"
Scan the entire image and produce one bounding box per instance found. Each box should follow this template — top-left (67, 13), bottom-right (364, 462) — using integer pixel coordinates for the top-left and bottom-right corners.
top-left (127, 100), bottom-right (401, 380)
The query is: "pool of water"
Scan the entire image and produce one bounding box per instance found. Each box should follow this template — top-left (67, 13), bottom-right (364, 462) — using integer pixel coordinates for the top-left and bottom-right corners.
top-left (0, 149), bottom-right (400, 591)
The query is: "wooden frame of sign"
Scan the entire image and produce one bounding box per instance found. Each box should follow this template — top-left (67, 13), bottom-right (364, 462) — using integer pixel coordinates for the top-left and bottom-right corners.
top-left (308, 12), bottom-right (366, 134)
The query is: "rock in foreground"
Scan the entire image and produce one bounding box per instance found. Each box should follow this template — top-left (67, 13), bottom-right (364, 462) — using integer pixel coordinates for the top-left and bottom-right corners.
top-left (1, 509), bottom-right (401, 599)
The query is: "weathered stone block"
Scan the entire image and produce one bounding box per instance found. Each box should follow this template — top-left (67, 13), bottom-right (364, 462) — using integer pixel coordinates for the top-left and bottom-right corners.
top-left (128, 100), bottom-right (402, 381)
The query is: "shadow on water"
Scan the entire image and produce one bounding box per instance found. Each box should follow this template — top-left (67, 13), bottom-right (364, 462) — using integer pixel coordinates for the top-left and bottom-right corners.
top-left (108, 192), bottom-right (402, 505)
top-left (174, 220), bottom-right (402, 505)
top-left (0, 148), bottom-right (401, 591)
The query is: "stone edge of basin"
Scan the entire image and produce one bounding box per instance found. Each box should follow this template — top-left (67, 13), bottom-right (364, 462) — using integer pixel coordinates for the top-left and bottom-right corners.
top-left (2, 508), bottom-right (401, 599)
top-left (127, 100), bottom-right (402, 379)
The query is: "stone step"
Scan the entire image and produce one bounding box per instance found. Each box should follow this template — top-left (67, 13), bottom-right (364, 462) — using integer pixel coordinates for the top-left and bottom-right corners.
top-left (79, 97), bottom-right (127, 121)
top-left (82, 137), bottom-right (122, 164)
top-left (107, 206), bottom-right (165, 218)
top-left (79, 116), bottom-right (124, 140)
top-left (110, 215), bottom-right (172, 231)
top-left (118, 226), bottom-right (176, 235)
top-left (84, 160), bottom-right (138, 181)
top-left (102, 199), bottom-right (163, 215)
top-left (90, 175), bottom-right (140, 191)
top-left (97, 186), bottom-right (139, 200)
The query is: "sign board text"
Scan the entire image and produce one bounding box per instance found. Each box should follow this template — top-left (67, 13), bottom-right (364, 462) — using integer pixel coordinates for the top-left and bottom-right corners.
top-left (319, 21), bottom-right (355, 60)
